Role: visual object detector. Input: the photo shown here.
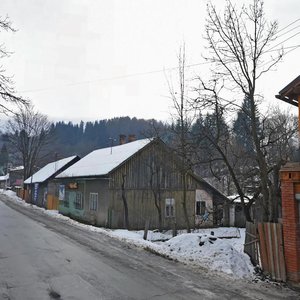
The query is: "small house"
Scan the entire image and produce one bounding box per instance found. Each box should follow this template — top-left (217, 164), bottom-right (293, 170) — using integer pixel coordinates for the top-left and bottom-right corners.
top-left (9, 166), bottom-right (24, 191)
top-left (24, 155), bottom-right (80, 209)
top-left (56, 138), bottom-right (228, 230)
top-left (0, 174), bottom-right (9, 189)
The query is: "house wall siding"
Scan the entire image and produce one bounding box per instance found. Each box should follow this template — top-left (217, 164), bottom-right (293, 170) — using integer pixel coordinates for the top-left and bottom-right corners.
top-left (58, 179), bottom-right (109, 226)
top-left (108, 141), bottom-right (217, 229)
top-left (109, 188), bottom-right (201, 230)
top-left (58, 180), bottom-right (86, 220)
top-left (31, 182), bottom-right (47, 208)
top-left (83, 179), bottom-right (110, 226)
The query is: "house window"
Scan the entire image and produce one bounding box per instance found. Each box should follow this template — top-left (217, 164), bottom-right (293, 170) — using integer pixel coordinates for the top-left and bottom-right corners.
top-left (196, 200), bottom-right (206, 216)
top-left (165, 198), bottom-right (175, 218)
top-left (89, 193), bottom-right (98, 211)
top-left (75, 192), bottom-right (83, 210)
top-left (59, 185), bottom-right (65, 200)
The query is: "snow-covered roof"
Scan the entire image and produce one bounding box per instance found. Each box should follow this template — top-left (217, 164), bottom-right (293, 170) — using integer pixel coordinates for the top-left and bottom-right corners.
top-left (228, 195), bottom-right (250, 203)
top-left (0, 174), bottom-right (9, 181)
top-left (57, 138), bottom-right (152, 178)
top-left (9, 166), bottom-right (24, 172)
top-left (24, 156), bottom-right (79, 184)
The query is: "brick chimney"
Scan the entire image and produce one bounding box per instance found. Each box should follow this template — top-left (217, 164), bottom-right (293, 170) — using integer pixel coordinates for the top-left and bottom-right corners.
top-left (128, 134), bottom-right (136, 143)
top-left (119, 134), bottom-right (126, 145)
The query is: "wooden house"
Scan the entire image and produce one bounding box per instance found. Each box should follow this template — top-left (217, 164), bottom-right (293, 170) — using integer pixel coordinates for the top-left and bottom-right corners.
top-left (24, 155), bottom-right (80, 209)
top-left (56, 138), bottom-right (229, 230)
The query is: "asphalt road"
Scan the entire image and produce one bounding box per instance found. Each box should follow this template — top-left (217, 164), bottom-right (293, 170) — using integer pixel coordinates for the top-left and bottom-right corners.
top-left (0, 195), bottom-right (299, 300)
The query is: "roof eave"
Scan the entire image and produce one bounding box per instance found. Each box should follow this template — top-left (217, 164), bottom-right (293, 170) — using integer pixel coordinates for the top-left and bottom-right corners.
top-left (278, 75), bottom-right (300, 95)
top-left (275, 94), bottom-right (298, 107)
top-left (54, 174), bottom-right (108, 180)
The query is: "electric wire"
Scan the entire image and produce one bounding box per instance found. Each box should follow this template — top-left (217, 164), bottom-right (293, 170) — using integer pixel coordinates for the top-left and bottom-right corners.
top-left (19, 42), bottom-right (300, 94)
top-left (19, 61), bottom-right (211, 94)
top-left (18, 17), bottom-right (300, 95)
top-left (276, 18), bottom-right (300, 34)
top-left (276, 24), bottom-right (300, 39)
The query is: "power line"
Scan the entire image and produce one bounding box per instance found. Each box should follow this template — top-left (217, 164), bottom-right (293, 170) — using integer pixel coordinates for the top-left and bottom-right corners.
top-left (19, 41), bottom-right (300, 95)
top-left (276, 18), bottom-right (300, 34)
top-left (284, 44), bottom-right (300, 55)
top-left (276, 24), bottom-right (300, 39)
top-left (254, 18), bottom-right (300, 54)
top-left (19, 61), bottom-right (211, 94)
top-left (258, 45), bottom-right (300, 70)
top-left (265, 44), bottom-right (300, 53)
top-left (18, 18), bottom-right (300, 95)
top-left (267, 31), bottom-right (300, 52)
top-left (19, 42), bottom-right (300, 95)
top-left (266, 18), bottom-right (300, 52)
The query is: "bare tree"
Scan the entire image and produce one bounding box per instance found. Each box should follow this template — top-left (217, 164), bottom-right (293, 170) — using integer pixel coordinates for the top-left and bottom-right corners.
top-left (7, 105), bottom-right (52, 181)
top-left (168, 45), bottom-right (195, 232)
top-left (0, 16), bottom-right (28, 114)
top-left (149, 162), bottom-right (163, 232)
top-left (195, 0), bottom-right (290, 222)
top-left (262, 109), bottom-right (298, 220)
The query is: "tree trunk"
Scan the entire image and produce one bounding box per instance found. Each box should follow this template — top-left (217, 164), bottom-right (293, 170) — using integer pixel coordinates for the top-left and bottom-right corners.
top-left (153, 190), bottom-right (163, 232)
top-left (121, 174), bottom-right (130, 230)
top-left (244, 204), bottom-right (252, 223)
top-left (150, 167), bottom-right (163, 232)
top-left (182, 173), bottom-right (191, 233)
top-left (249, 92), bottom-right (270, 222)
top-left (270, 164), bottom-right (281, 222)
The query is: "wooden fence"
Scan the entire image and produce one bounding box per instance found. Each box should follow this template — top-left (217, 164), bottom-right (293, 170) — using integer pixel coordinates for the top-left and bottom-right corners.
top-left (245, 221), bottom-right (286, 282)
top-left (244, 222), bottom-right (259, 266)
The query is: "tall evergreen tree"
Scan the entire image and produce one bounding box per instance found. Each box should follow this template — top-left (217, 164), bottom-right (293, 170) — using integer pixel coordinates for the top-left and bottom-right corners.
top-left (233, 97), bottom-right (260, 153)
top-left (0, 144), bottom-right (9, 175)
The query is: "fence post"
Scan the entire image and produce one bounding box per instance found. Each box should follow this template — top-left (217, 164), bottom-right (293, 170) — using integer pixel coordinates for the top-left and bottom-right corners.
top-left (143, 219), bottom-right (150, 240)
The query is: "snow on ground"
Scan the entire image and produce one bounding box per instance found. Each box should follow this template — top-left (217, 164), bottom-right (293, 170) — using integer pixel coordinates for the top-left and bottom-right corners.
top-left (1, 190), bottom-right (254, 280)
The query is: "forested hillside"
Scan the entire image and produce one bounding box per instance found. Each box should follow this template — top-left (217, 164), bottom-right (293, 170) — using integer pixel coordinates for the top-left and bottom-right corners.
top-left (48, 117), bottom-right (167, 159)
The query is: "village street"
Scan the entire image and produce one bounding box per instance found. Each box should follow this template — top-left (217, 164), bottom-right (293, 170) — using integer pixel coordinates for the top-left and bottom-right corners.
top-left (0, 196), bottom-right (298, 300)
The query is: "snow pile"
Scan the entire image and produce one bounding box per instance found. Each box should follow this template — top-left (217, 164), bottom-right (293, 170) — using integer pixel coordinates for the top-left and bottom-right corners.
top-left (112, 229), bottom-right (171, 242)
top-left (2, 189), bottom-right (20, 199)
top-left (1, 190), bottom-right (254, 279)
top-left (162, 233), bottom-right (253, 278)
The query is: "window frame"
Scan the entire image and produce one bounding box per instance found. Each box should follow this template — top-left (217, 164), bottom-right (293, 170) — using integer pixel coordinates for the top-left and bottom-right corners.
top-left (74, 192), bottom-right (83, 210)
top-left (196, 200), bottom-right (206, 216)
top-left (89, 192), bottom-right (98, 211)
top-left (165, 198), bottom-right (175, 218)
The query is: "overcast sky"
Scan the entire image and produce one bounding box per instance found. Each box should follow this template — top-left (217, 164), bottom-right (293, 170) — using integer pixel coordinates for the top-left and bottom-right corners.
top-left (1, 0), bottom-right (299, 123)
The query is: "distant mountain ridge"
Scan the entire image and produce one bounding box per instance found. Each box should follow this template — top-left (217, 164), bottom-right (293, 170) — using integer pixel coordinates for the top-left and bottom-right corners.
top-left (49, 116), bottom-right (167, 160)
